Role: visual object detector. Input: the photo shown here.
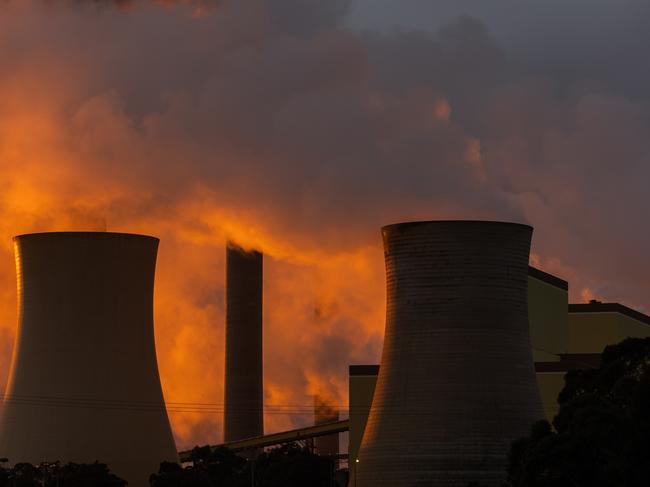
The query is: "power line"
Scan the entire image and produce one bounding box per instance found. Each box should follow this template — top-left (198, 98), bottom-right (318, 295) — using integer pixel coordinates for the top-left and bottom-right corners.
top-left (0, 393), bottom-right (353, 414)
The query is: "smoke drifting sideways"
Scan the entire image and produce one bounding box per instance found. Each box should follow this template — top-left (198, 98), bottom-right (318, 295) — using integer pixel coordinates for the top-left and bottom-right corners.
top-left (0, 0), bottom-right (650, 449)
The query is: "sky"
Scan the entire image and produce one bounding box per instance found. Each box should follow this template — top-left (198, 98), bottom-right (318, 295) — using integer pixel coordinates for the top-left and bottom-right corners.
top-left (0, 0), bottom-right (649, 450)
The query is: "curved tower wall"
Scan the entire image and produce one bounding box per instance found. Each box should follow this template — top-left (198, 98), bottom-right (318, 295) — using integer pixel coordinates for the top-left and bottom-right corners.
top-left (356, 221), bottom-right (543, 487)
top-left (0, 232), bottom-right (177, 487)
top-left (224, 243), bottom-right (263, 442)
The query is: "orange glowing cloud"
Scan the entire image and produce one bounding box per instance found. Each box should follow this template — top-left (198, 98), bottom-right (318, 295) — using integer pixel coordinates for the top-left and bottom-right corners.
top-left (3, 0), bottom-right (647, 453)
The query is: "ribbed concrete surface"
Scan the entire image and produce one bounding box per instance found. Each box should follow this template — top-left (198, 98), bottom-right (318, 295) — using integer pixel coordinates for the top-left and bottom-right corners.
top-left (224, 243), bottom-right (263, 442)
top-left (0, 232), bottom-right (177, 487)
top-left (356, 221), bottom-right (543, 487)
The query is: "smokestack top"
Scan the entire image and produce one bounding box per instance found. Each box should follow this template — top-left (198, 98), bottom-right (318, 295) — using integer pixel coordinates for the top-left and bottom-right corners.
top-left (13, 231), bottom-right (159, 243)
top-left (226, 240), bottom-right (262, 257)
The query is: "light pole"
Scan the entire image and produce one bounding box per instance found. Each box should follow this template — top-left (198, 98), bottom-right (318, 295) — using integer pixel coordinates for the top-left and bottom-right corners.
top-left (354, 459), bottom-right (359, 487)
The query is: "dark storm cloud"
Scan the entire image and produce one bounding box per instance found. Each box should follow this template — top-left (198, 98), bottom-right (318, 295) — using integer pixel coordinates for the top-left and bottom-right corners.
top-left (348, 0), bottom-right (650, 310)
top-left (268, 0), bottom-right (351, 36)
top-left (349, 0), bottom-right (650, 98)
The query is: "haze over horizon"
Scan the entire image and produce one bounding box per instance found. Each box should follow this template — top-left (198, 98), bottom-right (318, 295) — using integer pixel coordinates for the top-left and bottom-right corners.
top-left (0, 0), bottom-right (648, 449)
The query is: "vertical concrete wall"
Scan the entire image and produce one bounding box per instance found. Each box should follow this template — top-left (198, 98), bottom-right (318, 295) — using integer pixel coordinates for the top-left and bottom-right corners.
top-left (0, 232), bottom-right (177, 487)
top-left (356, 221), bottom-right (543, 487)
top-left (224, 243), bottom-right (263, 442)
top-left (348, 365), bottom-right (379, 480)
top-left (535, 372), bottom-right (566, 421)
top-left (528, 271), bottom-right (568, 362)
top-left (568, 310), bottom-right (650, 353)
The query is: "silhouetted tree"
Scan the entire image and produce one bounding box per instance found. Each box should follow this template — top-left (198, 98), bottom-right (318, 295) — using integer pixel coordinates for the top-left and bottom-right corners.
top-left (0, 461), bottom-right (125, 487)
top-left (150, 446), bottom-right (246, 487)
top-left (253, 444), bottom-right (336, 487)
top-left (55, 462), bottom-right (126, 487)
top-left (5, 462), bottom-right (41, 487)
top-left (508, 337), bottom-right (650, 487)
top-left (150, 443), bottom-right (338, 487)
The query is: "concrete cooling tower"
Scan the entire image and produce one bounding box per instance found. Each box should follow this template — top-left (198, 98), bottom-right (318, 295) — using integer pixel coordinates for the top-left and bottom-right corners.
top-left (355, 221), bottom-right (543, 487)
top-left (0, 232), bottom-right (177, 487)
top-left (224, 243), bottom-right (263, 442)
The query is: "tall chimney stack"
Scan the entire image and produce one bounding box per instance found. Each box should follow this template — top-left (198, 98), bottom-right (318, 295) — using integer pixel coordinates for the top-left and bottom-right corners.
top-left (224, 242), bottom-right (264, 442)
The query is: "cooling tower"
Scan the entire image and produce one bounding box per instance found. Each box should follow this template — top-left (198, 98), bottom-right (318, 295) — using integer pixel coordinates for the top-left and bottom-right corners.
top-left (0, 232), bottom-right (177, 487)
top-left (224, 243), bottom-right (263, 442)
top-left (355, 221), bottom-right (543, 487)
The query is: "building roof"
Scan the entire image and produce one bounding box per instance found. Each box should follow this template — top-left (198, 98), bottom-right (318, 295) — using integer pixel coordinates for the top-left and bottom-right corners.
top-left (535, 353), bottom-right (601, 373)
top-left (569, 302), bottom-right (650, 326)
top-left (528, 266), bottom-right (569, 291)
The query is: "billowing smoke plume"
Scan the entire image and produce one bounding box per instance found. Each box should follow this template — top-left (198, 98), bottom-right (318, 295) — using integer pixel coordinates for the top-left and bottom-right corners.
top-left (0, 0), bottom-right (649, 448)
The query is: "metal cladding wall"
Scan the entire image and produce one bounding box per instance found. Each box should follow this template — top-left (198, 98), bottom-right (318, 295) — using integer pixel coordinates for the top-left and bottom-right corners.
top-left (0, 232), bottom-right (177, 487)
top-left (356, 221), bottom-right (543, 487)
top-left (224, 243), bottom-right (263, 442)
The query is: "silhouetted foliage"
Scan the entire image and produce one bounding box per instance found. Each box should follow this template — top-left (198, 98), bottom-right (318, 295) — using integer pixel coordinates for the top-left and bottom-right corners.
top-left (151, 443), bottom-right (339, 487)
top-left (253, 444), bottom-right (336, 487)
top-left (508, 337), bottom-right (650, 487)
top-left (0, 461), bottom-right (125, 487)
top-left (150, 446), bottom-right (246, 487)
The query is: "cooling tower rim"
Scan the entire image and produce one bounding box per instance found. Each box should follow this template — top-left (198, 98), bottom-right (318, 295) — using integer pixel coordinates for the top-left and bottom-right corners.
top-left (13, 231), bottom-right (159, 243)
top-left (381, 220), bottom-right (532, 233)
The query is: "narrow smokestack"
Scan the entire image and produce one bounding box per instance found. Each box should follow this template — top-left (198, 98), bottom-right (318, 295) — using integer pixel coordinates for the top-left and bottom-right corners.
top-left (0, 232), bottom-right (177, 487)
top-left (314, 396), bottom-right (339, 459)
top-left (224, 242), bottom-right (263, 442)
top-left (355, 221), bottom-right (543, 487)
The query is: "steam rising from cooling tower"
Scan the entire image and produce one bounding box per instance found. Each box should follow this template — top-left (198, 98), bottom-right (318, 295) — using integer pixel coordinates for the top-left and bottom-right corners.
top-left (0, 232), bottom-right (177, 487)
top-left (356, 221), bottom-right (543, 487)
top-left (224, 242), bottom-right (264, 442)
top-left (314, 396), bottom-right (339, 458)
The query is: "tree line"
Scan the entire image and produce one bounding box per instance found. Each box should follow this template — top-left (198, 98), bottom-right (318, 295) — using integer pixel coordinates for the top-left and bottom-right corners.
top-left (470, 336), bottom-right (650, 487)
top-left (0, 443), bottom-right (340, 487)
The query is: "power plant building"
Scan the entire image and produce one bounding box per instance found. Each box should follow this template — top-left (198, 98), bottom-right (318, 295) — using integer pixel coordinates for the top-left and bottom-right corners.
top-left (527, 267), bottom-right (570, 421)
top-left (224, 243), bottom-right (264, 442)
top-left (567, 301), bottom-right (650, 353)
top-left (354, 221), bottom-right (543, 487)
top-left (350, 268), bottom-right (650, 472)
top-left (0, 232), bottom-right (177, 487)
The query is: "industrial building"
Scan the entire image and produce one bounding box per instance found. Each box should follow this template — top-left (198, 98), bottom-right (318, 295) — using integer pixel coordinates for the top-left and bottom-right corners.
top-left (3, 224), bottom-right (646, 486)
top-left (349, 266), bottom-right (650, 479)
top-left (175, 221), bottom-right (650, 486)
top-left (0, 232), bottom-right (177, 487)
top-left (536, 300), bottom-right (650, 419)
